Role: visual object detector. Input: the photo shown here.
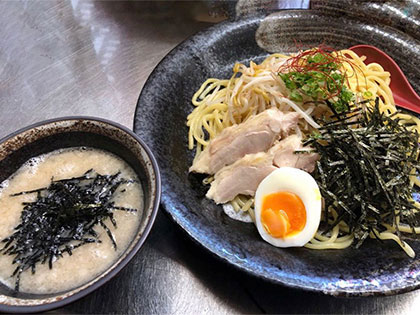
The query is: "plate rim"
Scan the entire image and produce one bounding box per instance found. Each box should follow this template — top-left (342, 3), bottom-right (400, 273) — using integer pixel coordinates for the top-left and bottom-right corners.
top-left (134, 12), bottom-right (420, 297)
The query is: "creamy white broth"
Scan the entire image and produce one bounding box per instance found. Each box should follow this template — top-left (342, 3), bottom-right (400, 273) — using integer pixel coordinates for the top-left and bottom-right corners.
top-left (0, 147), bottom-right (143, 294)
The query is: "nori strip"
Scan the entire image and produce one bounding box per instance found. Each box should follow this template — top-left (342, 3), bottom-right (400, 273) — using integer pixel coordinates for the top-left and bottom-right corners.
top-left (306, 98), bottom-right (420, 249)
top-left (0, 169), bottom-right (137, 292)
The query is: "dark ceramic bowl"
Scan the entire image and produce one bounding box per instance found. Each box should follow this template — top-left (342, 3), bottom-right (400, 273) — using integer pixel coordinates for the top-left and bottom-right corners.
top-left (0, 117), bottom-right (161, 312)
top-left (134, 11), bottom-right (420, 296)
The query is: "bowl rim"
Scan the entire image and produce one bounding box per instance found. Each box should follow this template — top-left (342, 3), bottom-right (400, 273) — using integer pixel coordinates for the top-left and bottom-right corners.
top-left (0, 116), bottom-right (161, 313)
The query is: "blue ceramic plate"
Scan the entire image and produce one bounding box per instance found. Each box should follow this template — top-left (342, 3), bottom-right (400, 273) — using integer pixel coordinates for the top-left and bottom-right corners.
top-left (134, 11), bottom-right (420, 296)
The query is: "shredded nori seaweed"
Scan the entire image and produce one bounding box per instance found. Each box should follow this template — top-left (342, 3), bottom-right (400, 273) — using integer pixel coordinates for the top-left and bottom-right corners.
top-left (0, 169), bottom-right (137, 292)
top-left (305, 98), bottom-right (420, 249)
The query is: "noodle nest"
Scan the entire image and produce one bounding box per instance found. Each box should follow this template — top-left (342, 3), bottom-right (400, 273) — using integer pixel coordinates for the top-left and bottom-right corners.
top-left (187, 49), bottom-right (420, 257)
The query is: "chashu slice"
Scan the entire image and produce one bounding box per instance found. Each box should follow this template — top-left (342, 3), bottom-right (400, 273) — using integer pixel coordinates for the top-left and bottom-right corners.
top-left (270, 134), bottom-right (319, 173)
top-left (190, 108), bottom-right (300, 175)
top-left (206, 135), bottom-right (319, 205)
top-left (206, 152), bottom-right (277, 204)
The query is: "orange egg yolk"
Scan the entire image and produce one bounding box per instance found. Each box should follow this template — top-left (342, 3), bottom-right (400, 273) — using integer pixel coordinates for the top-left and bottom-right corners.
top-left (261, 191), bottom-right (306, 238)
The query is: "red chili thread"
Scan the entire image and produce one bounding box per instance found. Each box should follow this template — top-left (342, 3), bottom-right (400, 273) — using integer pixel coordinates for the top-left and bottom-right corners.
top-left (277, 45), bottom-right (366, 100)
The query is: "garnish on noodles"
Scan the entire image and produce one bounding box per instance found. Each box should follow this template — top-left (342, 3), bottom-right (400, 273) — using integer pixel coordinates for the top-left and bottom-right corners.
top-left (278, 46), bottom-right (356, 113)
top-left (187, 46), bottom-right (420, 257)
top-left (304, 99), bottom-right (420, 258)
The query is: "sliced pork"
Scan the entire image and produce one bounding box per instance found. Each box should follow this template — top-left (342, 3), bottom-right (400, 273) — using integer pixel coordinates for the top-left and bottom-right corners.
top-left (206, 135), bottom-right (318, 204)
top-left (270, 135), bottom-right (319, 173)
top-left (206, 152), bottom-right (277, 204)
top-left (190, 108), bottom-right (300, 174)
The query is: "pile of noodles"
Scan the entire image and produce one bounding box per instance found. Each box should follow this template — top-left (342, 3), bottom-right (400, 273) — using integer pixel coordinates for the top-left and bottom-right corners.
top-left (187, 49), bottom-right (420, 257)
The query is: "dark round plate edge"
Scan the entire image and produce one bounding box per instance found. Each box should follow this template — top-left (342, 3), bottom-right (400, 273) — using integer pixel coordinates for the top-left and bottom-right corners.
top-left (132, 14), bottom-right (264, 127)
top-left (133, 13), bottom-right (420, 297)
top-left (0, 116), bottom-right (161, 313)
top-left (158, 197), bottom-right (420, 298)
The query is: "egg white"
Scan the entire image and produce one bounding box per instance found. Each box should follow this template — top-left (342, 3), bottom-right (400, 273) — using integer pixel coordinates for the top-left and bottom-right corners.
top-left (254, 167), bottom-right (322, 247)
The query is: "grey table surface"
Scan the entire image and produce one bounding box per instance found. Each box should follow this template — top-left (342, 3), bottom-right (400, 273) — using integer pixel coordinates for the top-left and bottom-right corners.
top-left (1, 0), bottom-right (420, 314)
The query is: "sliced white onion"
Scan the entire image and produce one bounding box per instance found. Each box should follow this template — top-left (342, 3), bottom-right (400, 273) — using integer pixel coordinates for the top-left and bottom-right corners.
top-left (222, 203), bottom-right (253, 223)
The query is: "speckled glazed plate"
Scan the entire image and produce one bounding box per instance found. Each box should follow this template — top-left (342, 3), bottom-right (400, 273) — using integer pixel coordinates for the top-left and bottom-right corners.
top-left (134, 11), bottom-right (420, 296)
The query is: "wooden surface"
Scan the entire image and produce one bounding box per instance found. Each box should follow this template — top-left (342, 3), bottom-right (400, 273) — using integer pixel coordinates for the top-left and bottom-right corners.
top-left (0, 1), bottom-right (419, 314)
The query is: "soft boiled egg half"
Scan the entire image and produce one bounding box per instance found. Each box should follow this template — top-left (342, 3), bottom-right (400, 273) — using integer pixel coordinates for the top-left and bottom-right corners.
top-left (254, 167), bottom-right (322, 247)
